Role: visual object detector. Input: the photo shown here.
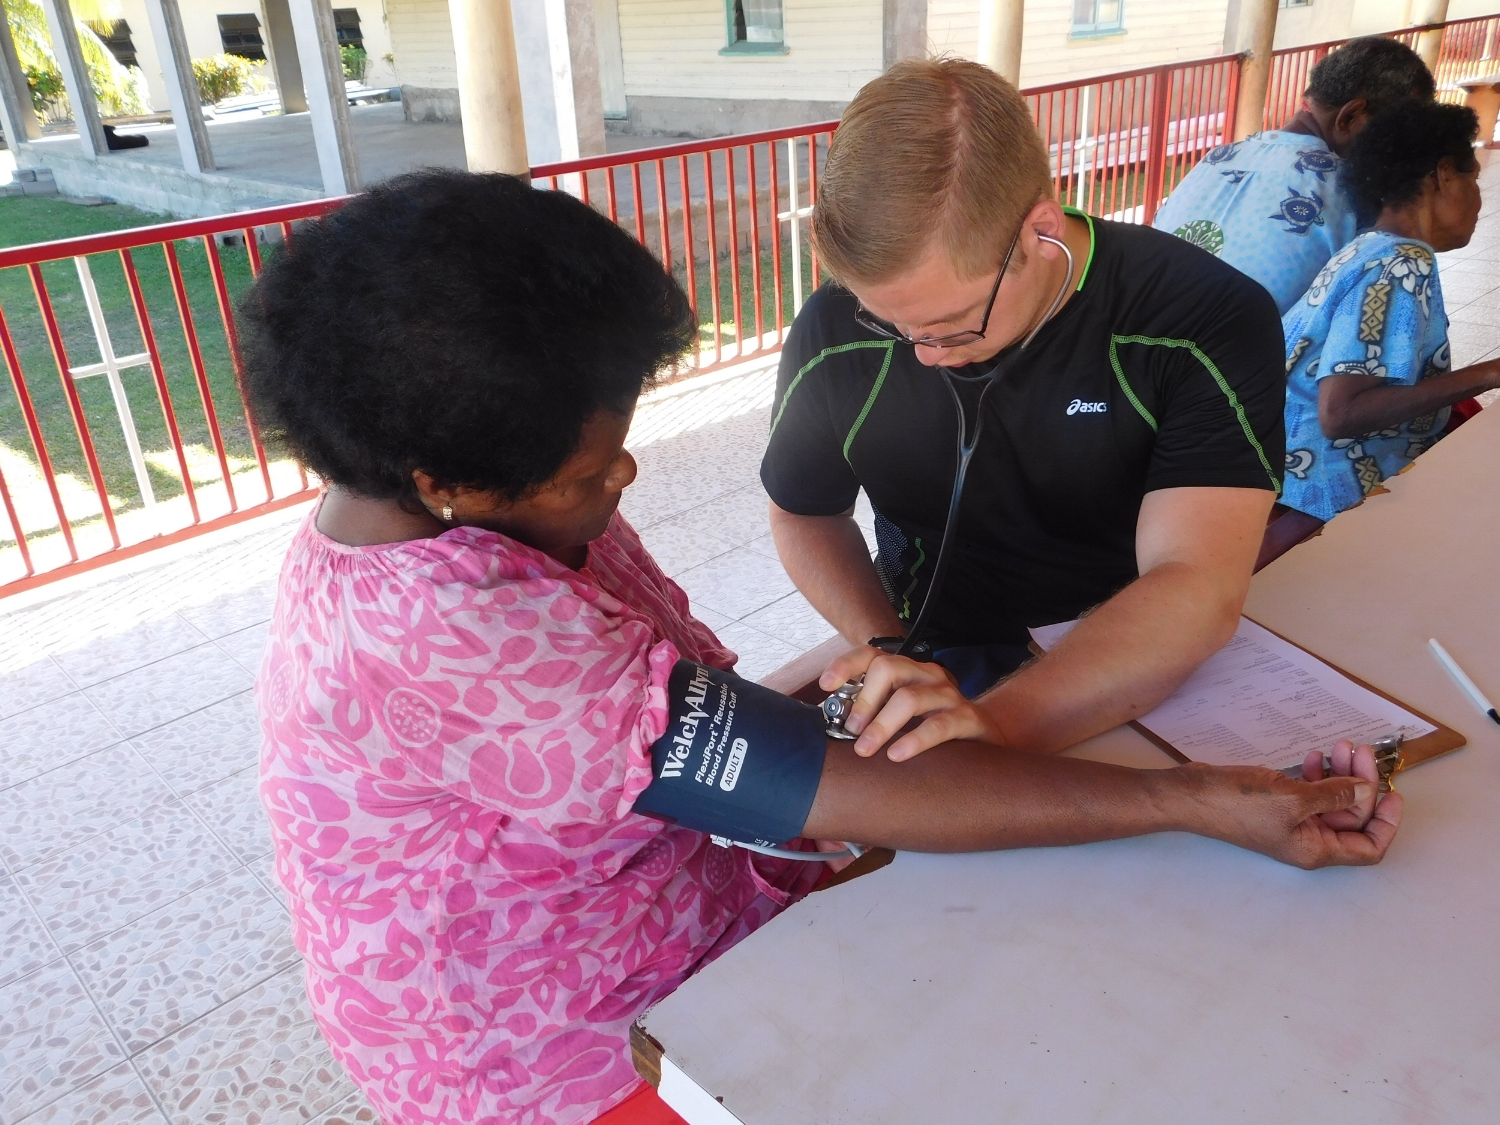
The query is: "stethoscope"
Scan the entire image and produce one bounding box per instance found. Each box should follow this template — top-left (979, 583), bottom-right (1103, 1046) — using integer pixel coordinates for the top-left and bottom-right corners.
top-left (751, 232), bottom-right (1078, 866)
top-left (895, 231), bottom-right (1076, 659)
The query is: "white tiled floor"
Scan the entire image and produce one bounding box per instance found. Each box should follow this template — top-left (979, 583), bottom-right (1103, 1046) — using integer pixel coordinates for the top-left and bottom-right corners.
top-left (0, 152), bottom-right (1495, 1124)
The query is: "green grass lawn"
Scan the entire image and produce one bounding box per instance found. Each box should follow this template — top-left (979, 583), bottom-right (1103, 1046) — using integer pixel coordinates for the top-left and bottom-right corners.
top-left (0, 196), bottom-right (268, 538)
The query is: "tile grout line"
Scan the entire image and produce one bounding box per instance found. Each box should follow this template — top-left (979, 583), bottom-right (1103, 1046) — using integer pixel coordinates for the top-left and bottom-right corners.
top-left (0, 673), bottom-right (256, 798)
top-left (167, 751), bottom-right (290, 916)
top-left (8, 712), bottom-right (292, 1119)
top-left (70, 631), bottom-right (260, 697)
top-left (5, 852), bottom-right (175, 1125)
top-left (0, 654), bottom-right (83, 724)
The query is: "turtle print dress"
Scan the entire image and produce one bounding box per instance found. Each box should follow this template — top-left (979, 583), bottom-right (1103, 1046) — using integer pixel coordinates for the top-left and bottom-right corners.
top-left (1279, 230), bottom-right (1451, 522)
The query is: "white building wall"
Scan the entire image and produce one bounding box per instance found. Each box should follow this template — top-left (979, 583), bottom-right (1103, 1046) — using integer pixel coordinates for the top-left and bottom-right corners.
top-left (123, 0), bottom-right (398, 112)
top-left (115, 0), bottom-right (171, 112)
top-left (615, 0), bottom-right (883, 102)
top-left (1273, 0), bottom-right (1359, 49)
top-left (928, 0), bottom-right (1230, 88)
top-left (385, 0), bottom-right (456, 88)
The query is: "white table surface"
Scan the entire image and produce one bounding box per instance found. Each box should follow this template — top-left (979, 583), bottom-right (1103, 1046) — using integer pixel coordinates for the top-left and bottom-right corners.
top-left (643, 404), bottom-right (1500, 1124)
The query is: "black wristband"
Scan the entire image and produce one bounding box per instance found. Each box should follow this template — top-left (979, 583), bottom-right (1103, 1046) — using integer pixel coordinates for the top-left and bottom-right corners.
top-left (868, 635), bottom-right (934, 661)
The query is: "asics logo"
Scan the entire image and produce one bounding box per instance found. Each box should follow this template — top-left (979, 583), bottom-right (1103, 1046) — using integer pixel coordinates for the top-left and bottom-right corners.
top-left (1067, 399), bottom-right (1107, 415)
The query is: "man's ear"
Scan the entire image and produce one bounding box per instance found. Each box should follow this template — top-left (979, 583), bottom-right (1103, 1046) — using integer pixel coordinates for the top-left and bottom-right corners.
top-left (1333, 97), bottom-right (1369, 138)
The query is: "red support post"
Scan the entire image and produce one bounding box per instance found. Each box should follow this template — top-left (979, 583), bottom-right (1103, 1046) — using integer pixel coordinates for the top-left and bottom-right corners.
top-left (654, 159), bottom-right (671, 270)
top-left (747, 143), bottom-right (765, 349)
top-left (703, 151), bottom-right (722, 364)
top-left (768, 139), bottom-right (784, 336)
top-left (679, 154), bottom-right (697, 329)
top-left (1142, 66), bottom-right (1172, 225)
top-left (0, 303), bottom-right (76, 561)
top-left (726, 147), bottom-right (743, 350)
top-left (119, 247), bottom-right (200, 524)
top-left (30, 263), bottom-right (120, 550)
top-left (164, 241), bottom-right (238, 512)
top-left (203, 235), bottom-right (273, 500)
top-left (0, 454), bottom-right (33, 577)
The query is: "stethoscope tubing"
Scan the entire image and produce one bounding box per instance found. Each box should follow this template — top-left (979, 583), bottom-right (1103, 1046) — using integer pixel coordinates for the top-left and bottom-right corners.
top-left (895, 231), bottom-right (1075, 659)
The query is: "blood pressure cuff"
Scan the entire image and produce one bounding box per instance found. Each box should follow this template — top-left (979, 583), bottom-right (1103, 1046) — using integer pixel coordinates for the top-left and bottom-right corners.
top-left (632, 660), bottom-right (827, 847)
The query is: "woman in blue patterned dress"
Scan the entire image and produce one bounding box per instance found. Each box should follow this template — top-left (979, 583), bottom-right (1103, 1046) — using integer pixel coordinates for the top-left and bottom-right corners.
top-left (1279, 101), bottom-right (1500, 524)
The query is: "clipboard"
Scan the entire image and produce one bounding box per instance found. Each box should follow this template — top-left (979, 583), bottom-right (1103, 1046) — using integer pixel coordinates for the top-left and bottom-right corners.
top-left (1240, 617), bottom-right (1465, 776)
top-left (1029, 617), bottom-right (1467, 781)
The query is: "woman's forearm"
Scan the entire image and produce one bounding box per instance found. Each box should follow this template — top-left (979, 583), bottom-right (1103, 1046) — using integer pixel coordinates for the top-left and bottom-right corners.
top-left (802, 738), bottom-right (1394, 870)
top-left (1319, 361), bottom-right (1500, 439)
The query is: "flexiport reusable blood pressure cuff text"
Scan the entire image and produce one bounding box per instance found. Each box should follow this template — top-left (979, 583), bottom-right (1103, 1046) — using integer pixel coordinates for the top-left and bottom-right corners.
top-left (633, 660), bottom-right (828, 847)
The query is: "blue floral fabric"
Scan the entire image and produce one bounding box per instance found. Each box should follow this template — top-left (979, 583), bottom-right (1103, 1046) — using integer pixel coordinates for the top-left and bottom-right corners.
top-left (1280, 231), bottom-right (1450, 522)
top-left (1153, 131), bottom-right (1360, 313)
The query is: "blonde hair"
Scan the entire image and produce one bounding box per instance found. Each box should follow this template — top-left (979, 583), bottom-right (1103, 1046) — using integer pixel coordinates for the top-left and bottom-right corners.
top-left (813, 58), bottom-right (1052, 285)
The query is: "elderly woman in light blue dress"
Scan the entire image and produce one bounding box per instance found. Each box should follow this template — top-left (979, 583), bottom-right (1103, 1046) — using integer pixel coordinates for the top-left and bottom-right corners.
top-left (1279, 100), bottom-right (1500, 523)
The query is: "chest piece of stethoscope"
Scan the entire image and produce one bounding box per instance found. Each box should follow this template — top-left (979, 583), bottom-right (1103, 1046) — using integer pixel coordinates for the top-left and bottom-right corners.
top-left (821, 675), bottom-right (864, 739)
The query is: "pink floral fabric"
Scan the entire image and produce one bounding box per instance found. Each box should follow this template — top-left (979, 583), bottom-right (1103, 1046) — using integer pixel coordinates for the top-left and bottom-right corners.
top-left (258, 506), bottom-right (821, 1125)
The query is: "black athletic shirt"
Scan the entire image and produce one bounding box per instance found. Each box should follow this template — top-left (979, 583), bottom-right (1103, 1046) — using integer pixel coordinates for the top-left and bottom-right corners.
top-left (760, 212), bottom-right (1286, 646)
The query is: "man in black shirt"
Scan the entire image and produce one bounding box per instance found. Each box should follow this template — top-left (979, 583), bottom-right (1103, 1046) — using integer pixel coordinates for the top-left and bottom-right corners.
top-left (761, 58), bottom-right (1286, 761)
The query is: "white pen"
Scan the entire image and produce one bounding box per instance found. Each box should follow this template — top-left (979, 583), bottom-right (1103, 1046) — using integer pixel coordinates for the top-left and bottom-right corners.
top-left (1428, 639), bottom-right (1500, 727)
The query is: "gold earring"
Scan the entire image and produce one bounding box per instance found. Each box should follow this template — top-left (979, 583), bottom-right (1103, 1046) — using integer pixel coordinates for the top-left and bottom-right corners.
top-left (441, 502), bottom-right (454, 522)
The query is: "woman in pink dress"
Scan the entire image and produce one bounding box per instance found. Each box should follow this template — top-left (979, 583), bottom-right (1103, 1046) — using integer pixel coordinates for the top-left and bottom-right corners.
top-left (241, 171), bottom-right (1402, 1125)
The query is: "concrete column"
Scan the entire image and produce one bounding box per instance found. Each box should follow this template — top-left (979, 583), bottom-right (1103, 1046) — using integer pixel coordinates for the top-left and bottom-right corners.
top-left (38, 0), bottom-right (106, 158)
top-left (1230, 0), bottom-right (1279, 142)
top-left (144, 0), bottom-right (215, 174)
top-left (557, 0), bottom-right (605, 158)
top-left (447, 0), bottom-right (529, 175)
top-left (0, 0), bottom-right (41, 147)
top-left (263, 0), bottom-right (308, 114)
top-left (1410, 0), bottom-right (1450, 73)
top-left (288, 0), bottom-right (360, 194)
top-left (884, 0), bottom-right (928, 69)
top-left (976, 0), bottom-right (1022, 85)
top-left (593, 0), bottom-right (626, 119)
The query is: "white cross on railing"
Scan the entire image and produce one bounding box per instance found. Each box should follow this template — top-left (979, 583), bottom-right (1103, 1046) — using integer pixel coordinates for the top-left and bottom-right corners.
top-left (777, 135), bottom-right (815, 317)
top-left (70, 255), bottom-right (160, 526)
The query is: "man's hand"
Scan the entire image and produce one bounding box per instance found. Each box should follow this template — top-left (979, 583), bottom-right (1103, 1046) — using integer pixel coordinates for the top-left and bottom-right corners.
top-left (818, 647), bottom-right (1005, 760)
top-left (1186, 740), bottom-right (1403, 869)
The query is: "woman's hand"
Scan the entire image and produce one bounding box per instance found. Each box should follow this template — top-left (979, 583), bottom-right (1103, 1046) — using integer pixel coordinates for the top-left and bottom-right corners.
top-left (1299, 739), bottom-right (1384, 830)
top-left (1179, 739), bottom-right (1403, 869)
top-left (818, 647), bottom-right (1007, 761)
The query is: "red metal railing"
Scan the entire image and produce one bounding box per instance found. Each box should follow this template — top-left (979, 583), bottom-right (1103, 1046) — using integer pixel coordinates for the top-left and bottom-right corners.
top-left (3, 12), bottom-right (1496, 598)
top-left (530, 52), bottom-right (1242, 370)
top-left (1431, 14), bottom-right (1500, 101)
top-left (0, 199), bottom-right (340, 596)
top-left (1265, 14), bottom-right (1500, 130)
top-left (532, 120), bottom-right (838, 374)
top-left (1023, 53), bottom-right (1241, 226)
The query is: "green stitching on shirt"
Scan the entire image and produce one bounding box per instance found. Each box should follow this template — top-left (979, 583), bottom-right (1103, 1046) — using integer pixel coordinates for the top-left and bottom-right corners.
top-left (1110, 334), bottom-right (1282, 495)
top-left (899, 537), bottom-right (926, 621)
top-left (1061, 206), bottom-right (1097, 291)
top-left (1108, 337), bottom-right (1159, 431)
top-left (842, 344), bottom-right (895, 463)
top-left (769, 339), bottom-right (894, 438)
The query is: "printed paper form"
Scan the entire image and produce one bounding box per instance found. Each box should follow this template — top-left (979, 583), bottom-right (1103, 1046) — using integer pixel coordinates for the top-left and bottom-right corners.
top-left (1029, 617), bottom-right (1437, 771)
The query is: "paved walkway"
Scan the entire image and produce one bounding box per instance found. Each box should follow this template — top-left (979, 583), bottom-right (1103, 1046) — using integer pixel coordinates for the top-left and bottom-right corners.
top-left (20, 103), bottom-right (711, 198)
top-left (0, 152), bottom-right (1496, 1124)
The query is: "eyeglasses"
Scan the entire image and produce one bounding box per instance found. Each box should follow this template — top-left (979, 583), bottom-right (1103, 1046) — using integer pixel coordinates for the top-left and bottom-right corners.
top-left (852, 225), bottom-right (1022, 349)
